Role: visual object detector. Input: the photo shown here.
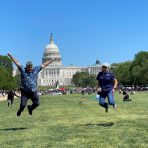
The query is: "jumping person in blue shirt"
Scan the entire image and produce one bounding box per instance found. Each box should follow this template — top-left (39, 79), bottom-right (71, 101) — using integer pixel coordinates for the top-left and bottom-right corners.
top-left (96, 63), bottom-right (118, 113)
top-left (8, 53), bottom-right (54, 116)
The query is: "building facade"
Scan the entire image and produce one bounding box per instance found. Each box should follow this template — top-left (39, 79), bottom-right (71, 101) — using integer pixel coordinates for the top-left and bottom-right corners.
top-left (37, 34), bottom-right (102, 86)
top-left (13, 34), bottom-right (102, 86)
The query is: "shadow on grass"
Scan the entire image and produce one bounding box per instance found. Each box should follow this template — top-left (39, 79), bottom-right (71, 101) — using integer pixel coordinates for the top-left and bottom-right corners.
top-left (78, 122), bottom-right (114, 127)
top-left (0, 127), bottom-right (27, 131)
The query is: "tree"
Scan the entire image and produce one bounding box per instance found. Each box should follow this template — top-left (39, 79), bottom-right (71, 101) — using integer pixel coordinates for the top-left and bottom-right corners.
top-left (111, 51), bottom-right (148, 86)
top-left (111, 61), bottom-right (132, 86)
top-left (130, 51), bottom-right (148, 85)
top-left (0, 55), bottom-right (13, 75)
top-left (72, 72), bottom-right (97, 87)
top-left (14, 74), bottom-right (21, 89)
top-left (0, 66), bottom-right (9, 89)
top-left (0, 55), bottom-right (16, 89)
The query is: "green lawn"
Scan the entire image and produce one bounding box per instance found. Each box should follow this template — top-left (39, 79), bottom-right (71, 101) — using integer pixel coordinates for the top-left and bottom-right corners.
top-left (0, 92), bottom-right (148, 148)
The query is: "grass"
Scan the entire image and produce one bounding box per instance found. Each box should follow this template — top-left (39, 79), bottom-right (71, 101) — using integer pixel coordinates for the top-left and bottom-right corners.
top-left (0, 92), bottom-right (147, 148)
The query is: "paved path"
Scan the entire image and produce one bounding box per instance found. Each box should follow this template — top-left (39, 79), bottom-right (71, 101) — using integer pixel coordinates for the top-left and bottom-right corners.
top-left (0, 95), bottom-right (7, 101)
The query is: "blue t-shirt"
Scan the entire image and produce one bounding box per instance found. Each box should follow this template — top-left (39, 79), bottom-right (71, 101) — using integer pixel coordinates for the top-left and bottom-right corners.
top-left (96, 71), bottom-right (115, 91)
top-left (18, 65), bottom-right (42, 92)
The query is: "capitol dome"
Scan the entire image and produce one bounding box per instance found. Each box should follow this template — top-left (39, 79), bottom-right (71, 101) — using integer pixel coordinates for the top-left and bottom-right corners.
top-left (42, 34), bottom-right (62, 66)
top-left (45, 33), bottom-right (59, 53)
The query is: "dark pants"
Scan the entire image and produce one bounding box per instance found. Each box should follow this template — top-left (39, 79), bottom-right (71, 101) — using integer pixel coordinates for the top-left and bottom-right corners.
top-left (7, 98), bottom-right (14, 107)
top-left (18, 90), bottom-right (40, 113)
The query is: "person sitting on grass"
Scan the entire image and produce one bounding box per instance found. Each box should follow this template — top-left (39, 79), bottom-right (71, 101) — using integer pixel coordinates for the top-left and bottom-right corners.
top-left (123, 90), bottom-right (132, 101)
top-left (8, 52), bottom-right (54, 116)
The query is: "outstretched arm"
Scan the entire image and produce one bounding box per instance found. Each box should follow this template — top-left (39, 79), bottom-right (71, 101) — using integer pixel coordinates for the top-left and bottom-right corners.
top-left (7, 53), bottom-right (21, 68)
top-left (113, 79), bottom-right (118, 89)
top-left (41, 58), bottom-right (54, 69)
top-left (14, 92), bottom-right (20, 98)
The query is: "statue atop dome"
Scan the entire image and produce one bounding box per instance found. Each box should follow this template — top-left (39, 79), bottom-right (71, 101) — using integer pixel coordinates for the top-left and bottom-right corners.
top-left (50, 33), bottom-right (53, 43)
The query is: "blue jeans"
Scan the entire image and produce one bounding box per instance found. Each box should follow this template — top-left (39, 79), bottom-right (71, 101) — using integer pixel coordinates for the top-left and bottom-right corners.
top-left (99, 90), bottom-right (115, 109)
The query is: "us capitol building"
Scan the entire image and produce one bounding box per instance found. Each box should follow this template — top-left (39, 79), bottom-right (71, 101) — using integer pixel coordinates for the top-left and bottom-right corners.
top-left (14, 34), bottom-right (102, 86)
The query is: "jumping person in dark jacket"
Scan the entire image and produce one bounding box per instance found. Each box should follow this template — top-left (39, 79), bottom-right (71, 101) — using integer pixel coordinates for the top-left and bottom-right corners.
top-left (96, 63), bottom-right (118, 113)
top-left (8, 53), bottom-right (54, 116)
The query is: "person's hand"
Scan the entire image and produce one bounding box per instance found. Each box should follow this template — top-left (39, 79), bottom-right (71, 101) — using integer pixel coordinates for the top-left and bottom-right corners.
top-left (97, 87), bottom-right (102, 95)
top-left (51, 57), bottom-right (55, 61)
top-left (113, 86), bottom-right (117, 91)
top-left (112, 88), bottom-right (116, 95)
top-left (7, 52), bottom-right (12, 57)
top-left (97, 87), bottom-right (102, 92)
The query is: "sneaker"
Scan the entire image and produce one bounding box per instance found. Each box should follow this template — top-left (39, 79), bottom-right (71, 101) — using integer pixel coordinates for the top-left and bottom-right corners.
top-left (113, 104), bottom-right (117, 111)
top-left (105, 107), bottom-right (108, 113)
top-left (27, 105), bottom-right (32, 115)
top-left (105, 104), bottom-right (108, 113)
top-left (17, 110), bottom-right (21, 116)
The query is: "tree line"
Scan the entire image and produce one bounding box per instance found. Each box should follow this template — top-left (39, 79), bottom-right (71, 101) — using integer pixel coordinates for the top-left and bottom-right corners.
top-left (0, 55), bottom-right (19, 90)
top-left (111, 51), bottom-right (148, 87)
top-left (72, 51), bottom-right (148, 87)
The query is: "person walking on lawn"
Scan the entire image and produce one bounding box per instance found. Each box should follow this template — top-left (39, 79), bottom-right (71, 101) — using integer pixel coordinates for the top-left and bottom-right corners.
top-left (7, 90), bottom-right (20, 107)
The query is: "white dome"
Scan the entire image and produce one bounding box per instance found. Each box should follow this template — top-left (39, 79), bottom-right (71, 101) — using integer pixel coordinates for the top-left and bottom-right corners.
top-left (42, 34), bottom-right (63, 66)
top-left (45, 43), bottom-right (59, 53)
top-left (45, 43), bottom-right (58, 49)
top-left (44, 34), bottom-right (59, 53)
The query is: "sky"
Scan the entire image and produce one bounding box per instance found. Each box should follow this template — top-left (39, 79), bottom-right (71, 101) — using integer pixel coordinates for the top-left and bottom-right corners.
top-left (0, 0), bottom-right (148, 67)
